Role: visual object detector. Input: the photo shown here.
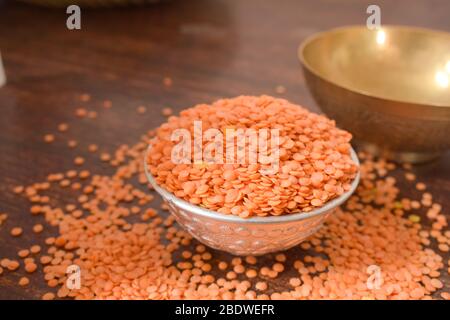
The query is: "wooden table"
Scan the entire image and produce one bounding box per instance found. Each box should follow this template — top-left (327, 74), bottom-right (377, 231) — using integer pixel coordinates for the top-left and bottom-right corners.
top-left (0, 0), bottom-right (448, 299)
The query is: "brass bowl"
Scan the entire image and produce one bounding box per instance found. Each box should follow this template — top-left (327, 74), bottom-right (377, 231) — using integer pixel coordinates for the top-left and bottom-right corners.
top-left (299, 26), bottom-right (450, 163)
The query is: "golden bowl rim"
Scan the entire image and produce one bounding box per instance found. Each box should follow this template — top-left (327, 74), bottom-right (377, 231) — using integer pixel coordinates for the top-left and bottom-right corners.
top-left (298, 25), bottom-right (450, 109)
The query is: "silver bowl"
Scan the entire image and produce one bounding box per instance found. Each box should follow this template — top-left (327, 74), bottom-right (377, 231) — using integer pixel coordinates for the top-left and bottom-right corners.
top-left (144, 147), bottom-right (360, 256)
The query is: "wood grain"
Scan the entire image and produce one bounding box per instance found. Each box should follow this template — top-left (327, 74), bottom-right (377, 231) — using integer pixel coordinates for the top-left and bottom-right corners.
top-left (0, 0), bottom-right (448, 299)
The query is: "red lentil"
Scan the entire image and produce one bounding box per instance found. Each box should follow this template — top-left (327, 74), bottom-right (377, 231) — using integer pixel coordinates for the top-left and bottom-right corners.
top-left (163, 77), bottom-right (173, 87)
top-left (30, 245), bottom-right (41, 254)
top-left (18, 277), bottom-right (30, 286)
top-left (218, 262), bottom-right (228, 270)
top-left (416, 182), bottom-right (427, 191)
top-left (25, 262), bottom-right (37, 273)
top-left (103, 100), bottom-right (112, 109)
top-left (275, 85), bottom-right (286, 94)
top-left (88, 111), bottom-right (97, 119)
top-left (44, 134), bottom-right (55, 143)
top-left (67, 140), bottom-right (78, 148)
top-left (13, 186), bottom-right (24, 194)
top-left (7, 260), bottom-right (20, 271)
top-left (10, 227), bottom-right (23, 237)
top-left (137, 106), bottom-right (147, 114)
top-left (255, 282), bottom-right (268, 291)
top-left (58, 123), bottom-right (69, 132)
top-left (75, 108), bottom-right (87, 117)
top-left (42, 292), bottom-right (55, 300)
top-left (73, 157), bottom-right (85, 166)
top-left (161, 107), bottom-right (173, 116)
top-left (100, 153), bottom-right (111, 162)
top-left (18, 249), bottom-right (30, 258)
top-left (80, 93), bottom-right (91, 102)
top-left (148, 96), bottom-right (358, 217)
top-left (88, 144), bottom-right (98, 153)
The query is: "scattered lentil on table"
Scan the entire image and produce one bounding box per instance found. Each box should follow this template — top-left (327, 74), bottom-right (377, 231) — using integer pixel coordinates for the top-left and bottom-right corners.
top-left (0, 94), bottom-right (448, 300)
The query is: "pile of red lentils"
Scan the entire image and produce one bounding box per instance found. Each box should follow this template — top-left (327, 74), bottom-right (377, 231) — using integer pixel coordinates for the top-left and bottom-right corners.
top-left (0, 93), bottom-right (449, 300)
top-left (147, 95), bottom-right (358, 217)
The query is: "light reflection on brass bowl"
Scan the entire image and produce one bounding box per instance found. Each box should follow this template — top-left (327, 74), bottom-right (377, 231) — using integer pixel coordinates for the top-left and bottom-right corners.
top-left (299, 25), bottom-right (450, 163)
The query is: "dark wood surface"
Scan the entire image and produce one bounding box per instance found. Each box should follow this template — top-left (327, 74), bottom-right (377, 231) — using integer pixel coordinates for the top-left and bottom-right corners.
top-left (0, 0), bottom-right (448, 299)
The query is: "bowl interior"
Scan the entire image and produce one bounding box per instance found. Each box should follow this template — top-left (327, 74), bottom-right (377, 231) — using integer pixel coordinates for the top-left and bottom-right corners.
top-left (300, 26), bottom-right (450, 107)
